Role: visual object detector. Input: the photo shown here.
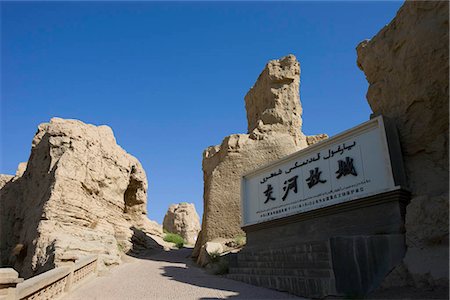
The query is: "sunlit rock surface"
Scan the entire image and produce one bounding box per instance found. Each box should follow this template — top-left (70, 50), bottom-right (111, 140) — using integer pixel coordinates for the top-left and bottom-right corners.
top-left (0, 118), bottom-right (162, 278)
top-left (193, 55), bottom-right (327, 261)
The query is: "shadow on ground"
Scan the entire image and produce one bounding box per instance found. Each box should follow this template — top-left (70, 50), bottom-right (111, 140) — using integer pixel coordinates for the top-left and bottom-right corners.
top-left (162, 264), bottom-right (298, 299)
top-left (125, 228), bottom-right (298, 299)
top-left (123, 230), bottom-right (449, 300)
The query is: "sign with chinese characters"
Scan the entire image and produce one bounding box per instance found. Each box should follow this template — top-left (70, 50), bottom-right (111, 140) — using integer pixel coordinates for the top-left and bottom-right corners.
top-left (241, 116), bottom-right (405, 227)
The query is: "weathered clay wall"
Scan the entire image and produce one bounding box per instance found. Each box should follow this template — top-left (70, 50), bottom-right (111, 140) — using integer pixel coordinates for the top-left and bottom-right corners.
top-left (0, 118), bottom-right (161, 278)
top-left (357, 0), bottom-right (449, 289)
top-left (193, 55), bottom-right (327, 260)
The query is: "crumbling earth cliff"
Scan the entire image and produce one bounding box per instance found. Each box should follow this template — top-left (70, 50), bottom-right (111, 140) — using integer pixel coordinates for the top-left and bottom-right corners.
top-left (0, 118), bottom-right (162, 278)
top-left (357, 0), bottom-right (449, 290)
top-left (193, 55), bottom-right (327, 261)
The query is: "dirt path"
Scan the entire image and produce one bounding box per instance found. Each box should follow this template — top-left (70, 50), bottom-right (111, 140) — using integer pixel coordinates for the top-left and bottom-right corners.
top-left (64, 248), bottom-right (304, 300)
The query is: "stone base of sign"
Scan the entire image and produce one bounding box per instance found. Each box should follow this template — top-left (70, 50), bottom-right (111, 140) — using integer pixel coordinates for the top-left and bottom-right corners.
top-left (228, 188), bottom-right (410, 298)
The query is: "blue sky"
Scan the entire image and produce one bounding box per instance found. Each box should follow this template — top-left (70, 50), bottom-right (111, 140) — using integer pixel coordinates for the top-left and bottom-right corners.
top-left (1, 1), bottom-right (403, 224)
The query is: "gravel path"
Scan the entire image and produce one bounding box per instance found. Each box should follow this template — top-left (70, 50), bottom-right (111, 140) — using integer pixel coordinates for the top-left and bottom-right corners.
top-left (64, 248), bottom-right (305, 300)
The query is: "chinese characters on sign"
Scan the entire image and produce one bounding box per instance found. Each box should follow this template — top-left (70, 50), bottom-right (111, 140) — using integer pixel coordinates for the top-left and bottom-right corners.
top-left (336, 157), bottom-right (357, 179)
top-left (241, 116), bottom-right (400, 227)
top-left (305, 167), bottom-right (327, 189)
top-left (282, 175), bottom-right (298, 200)
top-left (263, 184), bottom-right (276, 204)
top-left (262, 156), bottom-right (358, 204)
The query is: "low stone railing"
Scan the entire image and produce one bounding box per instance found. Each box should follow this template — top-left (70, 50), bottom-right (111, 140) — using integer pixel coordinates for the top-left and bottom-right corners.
top-left (0, 255), bottom-right (98, 300)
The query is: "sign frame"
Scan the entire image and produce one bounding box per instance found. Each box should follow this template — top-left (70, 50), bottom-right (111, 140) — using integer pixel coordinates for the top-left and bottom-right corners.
top-left (240, 115), bottom-right (407, 228)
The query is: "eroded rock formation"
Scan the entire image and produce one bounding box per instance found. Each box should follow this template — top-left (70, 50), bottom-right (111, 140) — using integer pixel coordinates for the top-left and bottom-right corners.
top-left (193, 54), bottom-right (327, 260)
top-left (357, 1), bottom-right (449, 289)
top-left (245, 54), bottom-right (304, 143)
top-left (163, 203), bottom-right (201, 245)
top-left (0, 175), bottom-right (13, 189)
top-left (0, 118), bottom-right (162, 278)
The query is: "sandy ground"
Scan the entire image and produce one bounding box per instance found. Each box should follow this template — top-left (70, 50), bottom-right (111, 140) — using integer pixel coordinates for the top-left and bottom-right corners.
top-left (63, 248), bottom-right (305, 300)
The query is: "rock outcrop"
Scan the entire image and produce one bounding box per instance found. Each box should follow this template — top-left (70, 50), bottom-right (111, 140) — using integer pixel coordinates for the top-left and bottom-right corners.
top-left (357, 1), bottom-right (449, 290)
top-left (244, 54), bottom-right (304, 143)
top-left (0, 118), bottom-right (162, 278)
top-left (0, 175), bottom-right (13, 189)
top-left (193, 55), bottom-right (327, 260)
top-left (15, 162), bottom-right (27, 178)
top-left (163, 203), bottom-right (201, 245)
top-left (196, 237), bottom-right (246, 269)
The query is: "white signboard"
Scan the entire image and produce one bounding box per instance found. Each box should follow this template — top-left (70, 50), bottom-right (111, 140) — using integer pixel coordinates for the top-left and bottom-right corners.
top-left (241, 116), bottom-right (404, 227)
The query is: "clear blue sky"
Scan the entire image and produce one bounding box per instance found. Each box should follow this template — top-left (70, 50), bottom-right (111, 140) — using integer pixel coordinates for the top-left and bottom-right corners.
top-left (1, 1), bottom-right (403, 224)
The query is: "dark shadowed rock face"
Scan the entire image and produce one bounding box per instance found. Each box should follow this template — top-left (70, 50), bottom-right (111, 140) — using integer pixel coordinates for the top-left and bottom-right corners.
top-left (0, 118), bottom-right (162, 278)
top-left (193, 55), bottom-right (327, 261)
top-left (357, 1), bottom-right (449, 289)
